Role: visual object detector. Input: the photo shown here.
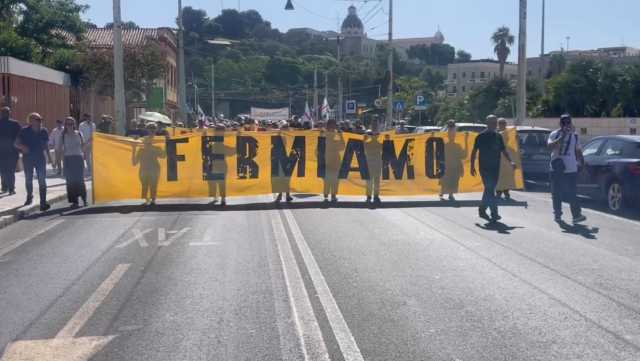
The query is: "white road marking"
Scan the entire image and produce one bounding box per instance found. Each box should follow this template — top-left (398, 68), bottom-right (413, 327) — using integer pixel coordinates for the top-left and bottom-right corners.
top-left (158, 227), bottom-right (191, 247)
top-left (269, 211), bottom-right (330, 361)
top-left (56, 264), bottom-right (131, 339)
top-left (514, 191), bottom-right (640, 228)
top-left (115, 228), bottom-right (152, 248)
top-left (282, 209), bottom-right (365, 361)
top-left (188, 242), bottom-right (220, 247)
top-left (158, 228), bottom-right (166, 242)
top-left (0, 220), bottom-right (64, 258)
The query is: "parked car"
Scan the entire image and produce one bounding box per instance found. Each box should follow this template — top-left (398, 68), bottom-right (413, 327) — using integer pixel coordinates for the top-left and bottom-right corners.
top-left (415, 126), bottom-right (442, 133)
top-left (441, 123), bottom-right (487, 133)
top-left (578, 135), bottom-right (640, 212)
top-left (516, 126), bottom-right (552, 183)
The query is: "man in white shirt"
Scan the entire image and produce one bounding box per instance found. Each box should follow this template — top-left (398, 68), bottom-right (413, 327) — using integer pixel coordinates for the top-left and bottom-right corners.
top-left (49, 119), bottom-right (64, 175)
top-left (547, 114), bottom-right (586, 224)
top-left (78, 113), bottom-right (95, 172)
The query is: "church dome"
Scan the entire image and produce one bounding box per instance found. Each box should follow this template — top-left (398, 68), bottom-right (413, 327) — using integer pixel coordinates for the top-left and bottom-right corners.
top-left (341, 5), bottom-right (363, 31)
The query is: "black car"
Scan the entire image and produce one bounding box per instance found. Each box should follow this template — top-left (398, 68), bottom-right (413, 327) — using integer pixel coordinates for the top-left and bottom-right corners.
top-left (516, 126), bottom-right (552, 184)
top-left (578, 135), bottom-right (640, 212)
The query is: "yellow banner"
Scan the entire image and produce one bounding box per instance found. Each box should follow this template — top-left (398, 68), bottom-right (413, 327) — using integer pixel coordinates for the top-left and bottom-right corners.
top-left (93, 129), bottom-right (524, 203)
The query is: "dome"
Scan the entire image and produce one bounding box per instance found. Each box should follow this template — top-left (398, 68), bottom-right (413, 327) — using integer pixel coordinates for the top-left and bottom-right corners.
top-left (434, 29), bottom-right (445, 43)
top-left (341, 5), bottom-right (363, 31)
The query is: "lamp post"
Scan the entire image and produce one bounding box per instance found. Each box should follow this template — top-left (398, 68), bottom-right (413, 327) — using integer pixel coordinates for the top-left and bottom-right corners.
top-left (112, 0), bottom-right (126, 135)
top-left (516, 0), bottom-right (527, 126)
top-left (177, 0), bottom-right (188, 124)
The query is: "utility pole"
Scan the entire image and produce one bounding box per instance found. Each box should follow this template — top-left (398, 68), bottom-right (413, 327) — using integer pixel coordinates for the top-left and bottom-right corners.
top-left (324, 71), bottom-right (329, 120)
top-left (541, 0), bottom-right (545, 57)
top-left (177, 0), bottom-right (187, 124)
top-left (386, 0), bottom-right (394, 130)
top-left (211, 62), bottom-right (215, 119)
top-left (337, 36), bottom-right (343, 122)
top-left (516, 0), bottom-right (527, 126)
top-left (313, 67), bottom-right (319, 122)
top-left (112, 0), bottom-right (126, 135)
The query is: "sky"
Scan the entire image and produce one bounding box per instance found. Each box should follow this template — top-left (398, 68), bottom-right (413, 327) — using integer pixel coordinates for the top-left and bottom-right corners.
top-left (79, 0), bottom-right (640, 62)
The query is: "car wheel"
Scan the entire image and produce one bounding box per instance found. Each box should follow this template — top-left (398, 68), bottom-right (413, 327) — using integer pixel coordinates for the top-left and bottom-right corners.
top-left (606, 181), bottom-right (624, 213)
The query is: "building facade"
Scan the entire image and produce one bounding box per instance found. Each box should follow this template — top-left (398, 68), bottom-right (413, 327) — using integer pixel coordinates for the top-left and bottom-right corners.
top-left (79, 27), bottom-right (179, 121)
top-left (338, 5), bottom-right (444, 60)
top-left (446, 60), bottom-right (518, 98)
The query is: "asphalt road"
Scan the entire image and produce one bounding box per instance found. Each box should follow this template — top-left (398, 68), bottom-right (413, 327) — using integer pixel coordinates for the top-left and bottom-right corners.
top-left (1, 192), bottom-right (640, 361)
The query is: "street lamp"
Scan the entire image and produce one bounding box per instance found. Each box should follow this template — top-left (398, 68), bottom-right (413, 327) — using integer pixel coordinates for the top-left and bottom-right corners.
top-left (285, 0), bottom-right (294, 10)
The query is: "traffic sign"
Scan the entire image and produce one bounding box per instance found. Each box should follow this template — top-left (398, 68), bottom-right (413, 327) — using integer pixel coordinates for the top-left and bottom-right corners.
top-left (374, 99), bottom-right (384, 109)
top-left (346, 100), bottom-right (357, 114)
top-left (393, 101), bottom-right (405, 112)
top-left (415, 95), bottom-right (428, 111)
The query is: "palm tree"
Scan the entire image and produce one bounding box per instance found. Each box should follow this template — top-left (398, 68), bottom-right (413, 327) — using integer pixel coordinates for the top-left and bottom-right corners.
top-left (491, 26), bottom-right (515, 78)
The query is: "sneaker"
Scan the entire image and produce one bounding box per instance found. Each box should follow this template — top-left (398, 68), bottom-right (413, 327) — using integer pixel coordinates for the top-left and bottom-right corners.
top-left (220, 199), bottom-right (226, 207)
top-left (286, 195), bottom-right (293, 203)
top-left (572, 215), bottom-right (587, 224)
top-left (9, 190), bottom-right (16, 195)
top-left (554, 215), bottom-right (562, 223)
top-left (40, 203), bottom-right (51, 212)
top-left (374, 196), bottom-right (381, 204)
top-left (491, 214), bottom-right (502, 222)
top-left (366, 196), bottom-right (372, 203)
top-left (275, 194), bottom-right (282, 203)
top-left (70, 202), bottom-right (79, 209)
top-left (331, 195), bottom-right (338, 203)
top-left (439, 194), bottom-right (445, 201)
top-left (24, 197), bottom-right (33, 206)
top-left (448, 194), bottom-right (456, 201)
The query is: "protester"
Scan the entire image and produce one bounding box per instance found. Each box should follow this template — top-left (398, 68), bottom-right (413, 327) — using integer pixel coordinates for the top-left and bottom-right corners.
top-left (78, 113), bottom-right (96, 172)
top-left (132, 123), bottom-right (166, 206)
top-left (49, 119), bottom-right (64, 176)
top-left (496, 118), bottom-right (517, 200)
top-left (59, 117), bottom-right (87, 207)
top-left (274, 120), bottom-right (294, 204)
top-left (439, 120), bottom-right (468, 201)
top-left (15, 113), bottom-right (52, 211)
top-left (0, 106), bottom-right (21, 195)
top-left (364, 118), bottom-right (382, 204)
top-left (323, 118), bottom-right (343, 203)
top-left (470, 115), bottom-right (516, 222)
top-left (547, 114), bottom-right (587, 224)
top-left (97, 114), bottom-right (113, 134)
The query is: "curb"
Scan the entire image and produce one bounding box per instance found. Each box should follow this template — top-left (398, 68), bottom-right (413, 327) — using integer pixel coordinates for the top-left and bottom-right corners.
top-left (0, 193), bottom-right (68, 231)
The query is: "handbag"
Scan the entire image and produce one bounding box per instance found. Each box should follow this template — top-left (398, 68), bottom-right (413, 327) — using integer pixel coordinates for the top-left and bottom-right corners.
top-left (551, 158), bottom-right (565, 174)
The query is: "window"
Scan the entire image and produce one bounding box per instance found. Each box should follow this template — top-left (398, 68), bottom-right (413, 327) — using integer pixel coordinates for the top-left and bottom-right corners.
top-left (453, 73), bottom-right (457, 79)
top-left (462, 72), bottom-right (466, 78)
top-left (480, 72), bottom-right (485, 78)
top-left (462, 86), bottom-right (466, 92)
top-left (603, 139), bottom-right (626, 157)
top-left (527, 70), bottom-right (532, 76)
top-left (631, 128), bottom-right (637, 135)
top-left (452, 86), bottom-right (457, 93)
top-left (580, 128), bottom-right (588, 135)
top-left (582, 139), bottom-right (605, 156)
top-left (471, 72), bottom-right (475, 79)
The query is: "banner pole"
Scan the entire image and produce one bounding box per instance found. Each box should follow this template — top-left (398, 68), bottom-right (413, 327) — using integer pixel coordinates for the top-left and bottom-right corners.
top-left (91, 139), bottom-right (96, 205)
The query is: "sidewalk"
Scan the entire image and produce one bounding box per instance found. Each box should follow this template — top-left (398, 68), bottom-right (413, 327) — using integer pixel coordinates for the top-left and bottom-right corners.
top-left (0, 164), bottom-right (89, 228)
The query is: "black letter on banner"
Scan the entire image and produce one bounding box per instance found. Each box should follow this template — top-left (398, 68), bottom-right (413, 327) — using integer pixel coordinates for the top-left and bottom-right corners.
top-left (166, 138), bottom-right (189, 181)
top-left (317, 136), bottom-right (326, 177)
top-left (202, 135), bottom-right (225, 181)
top-left (338, 139), bottom-right (370, 179)
top-left (382, 139), bottom-right (415, 180)
top-left (425, 137), bottom-right (445, 179)
top-left (271, 136), bottom-right (306, 177)
top-left (236, 136), bottom-right (259, 179)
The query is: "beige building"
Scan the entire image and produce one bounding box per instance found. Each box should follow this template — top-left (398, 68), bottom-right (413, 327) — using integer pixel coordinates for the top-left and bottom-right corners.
top-left (446, 60), bottom-right (518, 98)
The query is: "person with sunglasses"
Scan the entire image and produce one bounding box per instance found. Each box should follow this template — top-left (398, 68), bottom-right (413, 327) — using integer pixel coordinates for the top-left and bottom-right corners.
top-left (14, 113), bottom-right (52, 211)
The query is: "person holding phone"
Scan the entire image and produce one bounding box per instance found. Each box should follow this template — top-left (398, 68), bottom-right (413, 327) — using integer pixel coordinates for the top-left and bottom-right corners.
top-left (547, 114), bottom-right (586, 224)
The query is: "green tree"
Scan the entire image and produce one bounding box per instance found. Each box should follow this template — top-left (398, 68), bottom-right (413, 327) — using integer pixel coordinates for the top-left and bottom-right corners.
top-left (455, 49), bottom-right (472, 63)
top-left (104, 21), bottom-right (139, 29)
top-left (468, 77), bottom-right (514, 120)
top-left (491, 26), bottom-right (514, 78)
top-left (265, 56), bottom-right (303, 86)
top-left (407, 43), bottom-right (455, 66)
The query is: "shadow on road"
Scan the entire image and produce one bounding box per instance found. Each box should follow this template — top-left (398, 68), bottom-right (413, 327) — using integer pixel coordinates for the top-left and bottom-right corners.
top-left (50, 199), bottom-right (530, 217)
top-left (557, 221), bottom-right (600, 240)
top-left (475, 221), bottom-right (524, 235)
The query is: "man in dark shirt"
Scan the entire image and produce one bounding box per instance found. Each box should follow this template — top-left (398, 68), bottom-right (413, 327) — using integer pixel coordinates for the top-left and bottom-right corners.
top-left (470, 115), bottom-right (516, 222)
top-left (15, 113), bottom-right (52, 211)
top-left (0, 106), bottom-right (21, 195)
top-left (97, 114), bottom-right (113, 134)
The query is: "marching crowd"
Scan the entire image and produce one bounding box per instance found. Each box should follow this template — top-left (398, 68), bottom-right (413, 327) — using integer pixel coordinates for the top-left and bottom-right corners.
top-left (0, 106), bottom-right (586, 225)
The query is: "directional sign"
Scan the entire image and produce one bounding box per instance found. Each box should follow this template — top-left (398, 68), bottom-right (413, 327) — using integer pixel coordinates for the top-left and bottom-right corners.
top-left (346, 100), bottom-right (357, 114)
top-left (393, 101), bottom-right (406, 113)
top-left (415, 95), bottom-right (428, 111)
top-left (374, 99), bottom-right (384, 109)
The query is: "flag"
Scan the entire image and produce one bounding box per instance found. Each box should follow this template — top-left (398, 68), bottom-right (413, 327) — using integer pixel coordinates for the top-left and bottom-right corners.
top-left (303, 101), bottom-right (313, 127)
top-left (321, 97), bottom-right (331, 120)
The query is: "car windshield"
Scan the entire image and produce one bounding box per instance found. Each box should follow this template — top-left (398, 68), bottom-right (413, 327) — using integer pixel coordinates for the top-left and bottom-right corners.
top-left (518, 131), bottom-right (550, 147)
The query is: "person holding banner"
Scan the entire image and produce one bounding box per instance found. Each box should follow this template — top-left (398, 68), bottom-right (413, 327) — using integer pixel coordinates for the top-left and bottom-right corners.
top-left (323, 119), bottom-right (344, 203)
top-left (365, 118), bottom-right (383, 204)
top-left (470, 115), bottom-right (516, 222)
top-left (497, 118), bottom-right (517, 200)
top-left (132, 123), bottom-right (166, 206)
top-left (439, 120), bottom-right (469, 202)
top-left (59, 117), bottom-right (87, 207)
top-left (205, 125), bottom-right (229, 207)
top-left (273, 121), bottom-right (295, 204)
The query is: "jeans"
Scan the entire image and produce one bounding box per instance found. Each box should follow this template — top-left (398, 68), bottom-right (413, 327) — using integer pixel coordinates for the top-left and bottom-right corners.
top-left (480, 170), bottom-right (499, 216)
top-left (23, 155), bottom-right (47, 205)
top-left (0, 152), bottom-right (18, 192)
top-left (551, 171), bottom-right (582, 218)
